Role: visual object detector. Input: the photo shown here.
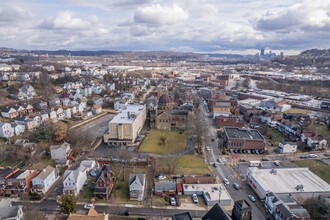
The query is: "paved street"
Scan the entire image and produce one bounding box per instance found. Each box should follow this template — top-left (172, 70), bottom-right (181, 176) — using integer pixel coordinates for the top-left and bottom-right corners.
top-left (15, 200), bottom-right (208, 218)
top-left (199, 96), bottom-right (268, 220)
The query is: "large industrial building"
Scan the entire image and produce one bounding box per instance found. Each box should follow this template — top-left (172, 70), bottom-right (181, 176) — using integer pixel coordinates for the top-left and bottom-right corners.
top-left (246, 167), bottom-right (330, 201)
top-left (104, 104), bottom-right (146, 147)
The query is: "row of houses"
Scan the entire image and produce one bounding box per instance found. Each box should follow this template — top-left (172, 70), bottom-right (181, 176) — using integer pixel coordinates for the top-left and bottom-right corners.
top-left (0, 102), bottom-right (102, 138)
top-left (0, 165), bottom-right (57, 197)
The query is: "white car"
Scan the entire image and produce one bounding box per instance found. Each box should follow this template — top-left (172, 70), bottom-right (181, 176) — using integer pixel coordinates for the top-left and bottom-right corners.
top-left (223, 178), bottom-right (229, 185)
top-left (206, 146), bottom-right (210, 151)
top-left (248, 195), bottom-right (256, 202)
top-left (192, 194), bottom-right (198, 203)
top-left (170, 197), bottom-right (176, 206)
top-left (84, 203), bottom-right (95, 209)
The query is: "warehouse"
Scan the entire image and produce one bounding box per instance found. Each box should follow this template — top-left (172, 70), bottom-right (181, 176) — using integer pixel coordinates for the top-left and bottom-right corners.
top-left (246, 167), bottom-right (330, 201)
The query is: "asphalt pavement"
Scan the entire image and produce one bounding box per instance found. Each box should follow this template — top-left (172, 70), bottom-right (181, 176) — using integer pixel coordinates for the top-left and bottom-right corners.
top-left (199, 96), bottom-right (268, 220)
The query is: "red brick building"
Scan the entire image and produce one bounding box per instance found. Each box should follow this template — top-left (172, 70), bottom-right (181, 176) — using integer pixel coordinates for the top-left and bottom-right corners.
top-left (224, 127), bottom-right (266, 150)
top-left (215, 116), bottom-right (245, 128)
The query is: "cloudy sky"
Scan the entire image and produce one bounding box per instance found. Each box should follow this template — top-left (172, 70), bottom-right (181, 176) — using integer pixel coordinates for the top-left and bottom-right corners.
top-left (0, 0), bottom-right (329, 53)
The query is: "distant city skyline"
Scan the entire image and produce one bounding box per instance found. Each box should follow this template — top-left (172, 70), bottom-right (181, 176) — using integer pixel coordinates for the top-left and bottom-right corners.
top-left (0, 0), bottom-right (329, 53)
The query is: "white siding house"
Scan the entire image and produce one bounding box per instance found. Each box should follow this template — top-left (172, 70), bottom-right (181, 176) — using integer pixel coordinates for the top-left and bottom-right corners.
top-left (32, 165), bottom-right (57, 194)
top-left (0, 122), bottom-right (14, 138)
top-left (50, 142), bottom-right (71, 160)
top-left (62, 169), bottom-right (87, 196)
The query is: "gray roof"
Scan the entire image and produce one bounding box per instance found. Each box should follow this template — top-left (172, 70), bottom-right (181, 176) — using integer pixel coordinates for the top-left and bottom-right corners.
top-left (224, 127), bottom-right (264, 140)
top-left (34, 165), bottom-right (55, 181)
top-left (202, 203), bottom-right (232, 220)
top-left (0, 206), bottom-right (21, 219)
top-left (172, 212), bottom-right (193, 220)
top-left (129, 174), bottom-right (145, 187)
top-left (154, 181), bottom-right (176, 191)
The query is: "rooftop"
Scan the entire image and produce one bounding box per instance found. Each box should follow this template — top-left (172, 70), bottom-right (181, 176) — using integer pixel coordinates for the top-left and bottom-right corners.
top-left (182, 184), bottom-right (231, 202)
top-left (248, 167), bottom-right (330, 194)
top-left (172, 212), bottom-right (193, 220)
top-left (224, 127), bottom-right (264, 140)
top-left (110, 104), bottom-right (145, 124)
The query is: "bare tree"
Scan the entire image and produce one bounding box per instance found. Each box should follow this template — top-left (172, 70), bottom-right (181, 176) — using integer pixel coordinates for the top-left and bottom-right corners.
top-left (188, 107), bottom-right (207, 155)
top-left (164, 157), bottom-right (179, 174)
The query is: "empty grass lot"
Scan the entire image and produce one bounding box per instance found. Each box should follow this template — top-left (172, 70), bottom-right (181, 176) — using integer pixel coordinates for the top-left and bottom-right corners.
top-left (284, 108), bottom-right (310, 114)
top-left (139, 129), bottom-right (186, 154)
top-left (269, 127), bottom-right (285, 146)
top-left (158, 155), bottom-right (210, 175)
top-left (293, 159), bottom-right (330, 184)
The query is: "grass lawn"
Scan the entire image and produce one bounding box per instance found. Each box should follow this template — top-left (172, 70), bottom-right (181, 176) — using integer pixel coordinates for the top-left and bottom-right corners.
top-left (284, 108), bottom-right (310, 114)
top-left (111, 166), bottom-right (147, 203)
top-left (78, 185), bottom-right (94, 202)
top-left (158, 155), bottom-right (210, 175)
top-left (269, 128), bottom-right (285, 146)
top-left (139, 129), bottom-right (186, 154)
top-left (304, 124), bottom-right (329, 139)
top-left (293, 160), bottom-right (330, 184)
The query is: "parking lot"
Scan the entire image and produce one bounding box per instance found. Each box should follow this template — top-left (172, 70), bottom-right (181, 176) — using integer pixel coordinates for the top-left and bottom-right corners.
top-left (70, 113), bottom-right (115, 142)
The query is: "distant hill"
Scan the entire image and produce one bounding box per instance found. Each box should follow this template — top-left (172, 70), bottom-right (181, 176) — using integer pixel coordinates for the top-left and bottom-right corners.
top-left (300, 48), bottom-right (330, 57)
top-left (30, 50), bottom-right (122, 56)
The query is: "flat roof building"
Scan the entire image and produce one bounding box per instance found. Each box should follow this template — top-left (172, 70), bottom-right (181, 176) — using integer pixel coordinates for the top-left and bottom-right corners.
top-left (224, 127), bottom-right (265, 150)
top-left (104, 104), bottom-right (146, 147)
top-left (182, 184), bottom-right (232, 206)
top-left (246, 167), bottom-right (330, 201)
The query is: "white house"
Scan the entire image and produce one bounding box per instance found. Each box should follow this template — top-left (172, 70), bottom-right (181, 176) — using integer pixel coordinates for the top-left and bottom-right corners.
top-left (63, 108), bottom-right (72, 119)
top-left (62, 169), bottom-right (87, 196)
top-left (56, 107), bottom-right (65, 120)
top-left (46, 109), bottom-right (57, 122)
top-left (39, 112), bottom-right (49, 123)
top-left (129, 174), bottom-right (145, 201)
top-left (31, 165), bottom-right (57, 195)
top-left (0, 122), bottom-right (14, 138)
top-left (12, 124), bottom-right (25, 136)
top-left (79, 160), bottom-right (97, 172)
top-left (1, 106), bottom-right (18, 119)
top-left (18, 85), bottom-right (36, 100)
top-left (277, 141), bottom-right (297, 153)
top-left (32, 115), bottom-right (42, 127)
top-left (307, 137), bottom-right (328, 150)
top-left (50, 142), bottom-right (72, 160)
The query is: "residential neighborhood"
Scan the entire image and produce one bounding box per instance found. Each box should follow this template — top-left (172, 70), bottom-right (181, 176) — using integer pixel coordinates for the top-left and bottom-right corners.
top-left (0, 47), bottom-right (329, 220)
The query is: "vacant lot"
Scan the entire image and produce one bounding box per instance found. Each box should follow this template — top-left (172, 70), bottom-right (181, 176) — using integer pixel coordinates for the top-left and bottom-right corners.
top-left (268, 128), bottom-right (285, 146)
top-left (284, 108), bottom-right (310, 114)
top-left (293, 159), bottom-right (330, 184)
top-left (158, 155), bottom-right (210, 175)
top-left (139, 129), bottom-right (186, 154)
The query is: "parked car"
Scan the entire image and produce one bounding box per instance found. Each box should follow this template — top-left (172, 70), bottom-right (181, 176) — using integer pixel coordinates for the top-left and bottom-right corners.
top-left (308, 154), bottom-right (317, 158)
top-left (233, 183), bottom-right (240, 190)
top-left (261, 157), bottom-right (270, 161)
top-left (248, 195), bottom-right (256, 202)
top-left (206, 146), bottom-right (210, 151)
top-left (84, 203), bottom-right (95, 209)
top-left (217, 158), bottom-right (223, 164)
top-left (324, 153), bottom-right (330, 157)
top-left (170, 197), bottom-right (176, 206)
top-left (192, 194), bottom-right (198, 203)
top-left (213, 163), bottom-right (218, 168)
top-left (223, 178), bottom-right (229, 185)
top-left (273, 161), bottom-right (280, 166)
top-left (300, 155), bottom-right (308, 159)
